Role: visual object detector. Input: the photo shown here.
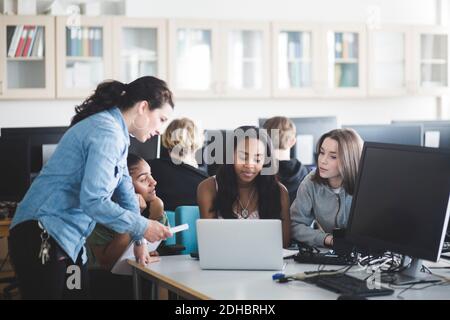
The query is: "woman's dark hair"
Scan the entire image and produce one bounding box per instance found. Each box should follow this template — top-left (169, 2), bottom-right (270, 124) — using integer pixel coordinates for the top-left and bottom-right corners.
top-left (213, 126), bottom-right (282, 220)
top-left (71, 76), bottom-right (174, 126)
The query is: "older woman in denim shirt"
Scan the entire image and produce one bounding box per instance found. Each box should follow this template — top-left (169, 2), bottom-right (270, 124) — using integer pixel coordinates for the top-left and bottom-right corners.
top-left (9, 76), bottom-right (174, 299)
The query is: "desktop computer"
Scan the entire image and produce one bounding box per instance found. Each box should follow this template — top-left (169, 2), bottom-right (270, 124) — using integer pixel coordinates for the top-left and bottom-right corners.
top-left (346, 142), bottom-right (450, 284)
top-left (259, 116), bottom-right (338, 167)
top-left (0, 137), bottom-right (31, 202)
top-left (392, 120), bottom-right (450, 149)
top-left (0, 127), bottom-right (67, 201)
top-left (343, 124), bottom-right (423, 146)
top-left (129, 134), bottom-right (160, 160)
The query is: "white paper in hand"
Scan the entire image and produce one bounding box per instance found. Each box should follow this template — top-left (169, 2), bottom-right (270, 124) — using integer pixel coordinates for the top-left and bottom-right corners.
top-left (111, 223), bottom-right (189, 275)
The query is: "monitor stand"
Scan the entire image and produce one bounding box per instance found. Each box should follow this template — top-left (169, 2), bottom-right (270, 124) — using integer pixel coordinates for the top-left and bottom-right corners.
top-left (382, 257), bottom-right (441, 286)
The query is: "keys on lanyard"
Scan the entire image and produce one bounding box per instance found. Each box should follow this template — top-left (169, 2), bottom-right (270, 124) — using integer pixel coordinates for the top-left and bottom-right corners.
top-left (38, 229), bottom-right (51, 265)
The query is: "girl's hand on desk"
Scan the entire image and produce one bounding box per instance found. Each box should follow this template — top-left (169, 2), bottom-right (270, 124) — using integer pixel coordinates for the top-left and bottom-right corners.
top-left (134, 242), bottom-right (160, 266)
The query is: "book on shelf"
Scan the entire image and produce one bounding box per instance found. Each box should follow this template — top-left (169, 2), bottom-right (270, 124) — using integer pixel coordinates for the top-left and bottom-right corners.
top-left (26, 26), bottom-right (38, 57)
top-left (15, 26), bottom-right (29, 57)
top-left (7, 25), bottom-right (23, 57)
top-left (22, 26), bottom-right (36, 57)
top-left (35, 27), bottom-right (45, 57)
top-left (82, 28), bottom-right (89, 57)
top-left (335, 32), bottom-right (343, 59)
top-left (30, 27), bottom-right (42, 57)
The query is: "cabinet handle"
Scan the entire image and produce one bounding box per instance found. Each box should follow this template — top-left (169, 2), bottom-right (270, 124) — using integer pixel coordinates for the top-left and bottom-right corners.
top-left (0, 81), bottom-right (3, 95)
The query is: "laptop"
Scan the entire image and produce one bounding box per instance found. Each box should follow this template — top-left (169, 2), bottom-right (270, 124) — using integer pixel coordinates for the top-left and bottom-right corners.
top-left (196, 219), bottom-right (284, 270)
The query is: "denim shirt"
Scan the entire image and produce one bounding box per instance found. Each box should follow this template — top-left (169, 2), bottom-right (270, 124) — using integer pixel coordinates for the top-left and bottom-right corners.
top-left (10, 107), bottom-right (148, 264)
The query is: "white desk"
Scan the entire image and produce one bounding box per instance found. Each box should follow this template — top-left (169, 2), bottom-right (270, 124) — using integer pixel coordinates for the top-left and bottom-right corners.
top-left (129, 255), bottom-right (450, 300)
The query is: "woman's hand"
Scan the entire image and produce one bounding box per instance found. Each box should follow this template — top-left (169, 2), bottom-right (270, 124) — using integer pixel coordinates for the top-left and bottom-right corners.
top-left (144, 220), bottom-right (172, 243)
top-left (137, 194), bottom-right (147, 213)
top-left (133, 241), bottom-right (160, 266)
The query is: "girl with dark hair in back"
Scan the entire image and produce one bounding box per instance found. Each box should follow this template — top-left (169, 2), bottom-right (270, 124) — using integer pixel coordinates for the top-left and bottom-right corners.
top-left (197, 126), bottom-right (291, 248)
top-left (9, 76), bottom-right (174, 299)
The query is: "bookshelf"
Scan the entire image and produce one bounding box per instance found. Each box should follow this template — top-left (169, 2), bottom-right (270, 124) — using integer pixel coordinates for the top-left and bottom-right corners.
top-left (272, 22), bottom-right (320, 97)
top-left (56, 16), bottom-right (112, 99)
top-left (112, 17), bottom-right (166, 84)
top-left (0, 15), bottom-right (55, 99)
top-left (0, 16), bottom-right (448, 99)
top-left (221, 21), bottom-right (270, 98)
top-left (168, 20), bottom-right (271, 98)
top-left (368, 26), bottom-right (411, 96)
top-left (324, 24), bottom-right (367, 97)
top-left (415, 27), bottom-right (449, 95)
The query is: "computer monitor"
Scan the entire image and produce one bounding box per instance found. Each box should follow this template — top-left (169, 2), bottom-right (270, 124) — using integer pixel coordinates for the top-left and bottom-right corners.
top-left (129, 135), bottom-right (160, 161)
top-left (392, 120), bottom-right (450, 149)
top-left (0, 136), bottom-right (31, 201)
top-left (343, 124), bottom-right (423, 146)
top-left (259, 117), bottom-right (338, 166)
top-left (346, 142), bottom-right (450, 284)
top-left (1, 127), bottom-right (67, 175)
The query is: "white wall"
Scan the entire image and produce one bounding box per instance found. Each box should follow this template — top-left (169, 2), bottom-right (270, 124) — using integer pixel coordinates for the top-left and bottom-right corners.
top-left (0, 0), bottom-right (448, 130)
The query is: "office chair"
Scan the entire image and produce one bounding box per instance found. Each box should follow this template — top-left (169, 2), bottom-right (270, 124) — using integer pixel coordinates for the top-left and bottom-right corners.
top-left (156, 210), bottom-right (186, 256)
top-left (174, 206), bottom-right (200, 254)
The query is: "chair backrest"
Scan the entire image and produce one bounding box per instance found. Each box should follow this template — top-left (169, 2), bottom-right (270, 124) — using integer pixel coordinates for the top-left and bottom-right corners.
top-left (175, 206), bottom-right (200, 254)
top-left (165, 210), bottom-right (176, 246)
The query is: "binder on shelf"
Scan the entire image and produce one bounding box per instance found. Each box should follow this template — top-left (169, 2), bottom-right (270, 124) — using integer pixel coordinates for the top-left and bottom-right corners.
top-left (93, 28), bottom-right (102, 57)
top-left (27, 26), bottom-right (39, 57)
top-left (335, 32), bottom-right (343, 59)
top-left (82, 28), bottom-right (89, 57)
top-left (15, 26), bottom-right (29, 57)
top-left (22, 26), bottom-right (36, 57)
top-left (36, 27), bottom-right (45, 57)
top-left (31, 27), bottom-right (43, 57)
top-left (6, 26), bottom-right (15, 55)
top-left (88, 28), bottom-right (95, 56)
top-left (66, 27), bottom-right (72, 57)
top-left (76, 28), bottom-right (83, 56)
top-left (8, 25), bottom-right (23, 58)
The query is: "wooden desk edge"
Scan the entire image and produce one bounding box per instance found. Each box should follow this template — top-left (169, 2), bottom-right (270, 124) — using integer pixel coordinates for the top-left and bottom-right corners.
top-left (127, 259), bottom-right (212, 300)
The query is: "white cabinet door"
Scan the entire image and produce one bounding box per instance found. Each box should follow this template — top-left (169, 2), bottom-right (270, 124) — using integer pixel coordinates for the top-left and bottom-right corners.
top-left (368, 26), bottom-right (412, 96)
top-left (168, 20), bottom-right (220, 98)
top-left (220, 21), bottom-right (270, 98)
top-left (272, 22), bottom-right (321, 97)
top-left (56, 16), bottom-right (112, 99)
top-left (112, 18), bottom-right (167, 84)
top-left (322, 24), bottom-right (367, 97)
top-left (413, 26), bottom-right (449, 96)
top-left (0, 15), bottom-right (55, 99)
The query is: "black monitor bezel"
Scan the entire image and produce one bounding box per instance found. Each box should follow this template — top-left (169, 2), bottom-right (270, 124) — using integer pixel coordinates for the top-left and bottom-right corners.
top-left (346, 142), bottom-right (450, 262)
top-left (342, 124), bottom-right (424, 146)
top-left (0, 136), bottom-right (31, 202)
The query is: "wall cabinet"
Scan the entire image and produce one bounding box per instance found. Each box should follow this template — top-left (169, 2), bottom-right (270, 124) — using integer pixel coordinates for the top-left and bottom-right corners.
top-left (0, 16), bottom-right (448, 100)
top-left (168, 20), bottom-right (271, 98)
top-left (112, 17), bottom-right (167, 84)
top-left (56, 16), bottom-right (112, 98)
top-left (0, 15), bottom-right (55, 99)
top-left (272, 23), bottom-right (367, 97)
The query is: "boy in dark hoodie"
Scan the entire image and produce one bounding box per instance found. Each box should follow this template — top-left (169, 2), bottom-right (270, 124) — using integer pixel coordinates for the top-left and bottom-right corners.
top-left (263, 117), bottom-right (309, 205)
